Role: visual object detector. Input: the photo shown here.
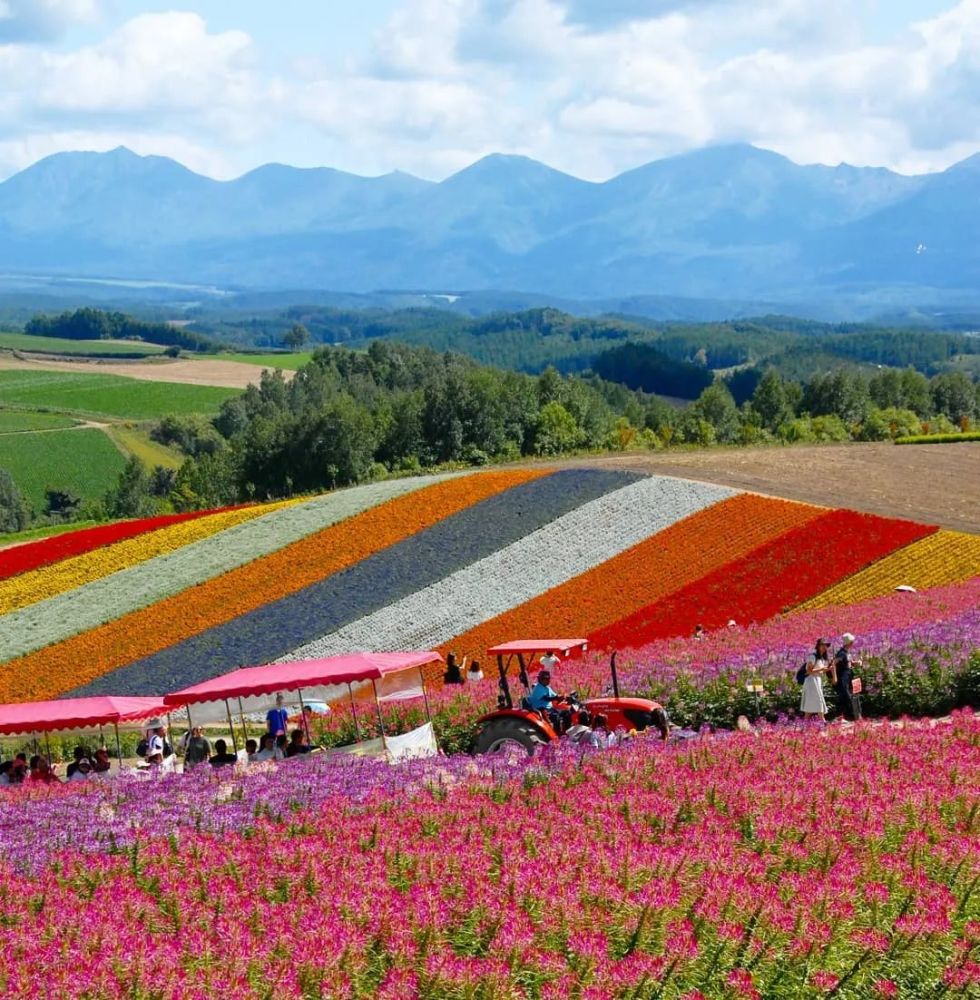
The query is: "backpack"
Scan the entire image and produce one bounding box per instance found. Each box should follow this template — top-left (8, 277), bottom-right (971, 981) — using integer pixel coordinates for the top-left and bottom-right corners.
top-left (136, 738), bottom-right (148, 758)
top-left (795, 660), bottom-right (808, 685)
top-left (163, 739), bottom-right (174, 758)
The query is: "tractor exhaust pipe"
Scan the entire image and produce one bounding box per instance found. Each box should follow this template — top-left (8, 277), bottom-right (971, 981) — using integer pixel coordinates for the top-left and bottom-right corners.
top-left (610, 651), bottom-right (620, 699)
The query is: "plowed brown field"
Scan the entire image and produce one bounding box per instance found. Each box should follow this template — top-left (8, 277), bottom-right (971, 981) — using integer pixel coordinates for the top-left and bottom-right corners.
top-left (561, 442), bottom-right (980, 533)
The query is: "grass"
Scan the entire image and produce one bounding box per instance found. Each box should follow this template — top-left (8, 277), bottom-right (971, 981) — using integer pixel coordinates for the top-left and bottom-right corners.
top-left (0, 428), bottom-right (127, 513)
top-left (0, 370), bottom-right (237, 420)
top-left (0, 520), bottom-right (99, 548)
top-left (218, 352), bottom-right (313, 370)
top-left (106, 425), bottom-right (183, 470)
top-left (0, 410), bottom-right (77, 432)
top-left (0, 331), bottom-right (165, 357)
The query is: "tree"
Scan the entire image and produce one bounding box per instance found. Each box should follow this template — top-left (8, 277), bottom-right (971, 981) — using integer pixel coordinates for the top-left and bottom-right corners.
top-left (930, 372), bottom-right (977, 425)
top-left (45, 488), bottom-right (81, 521)
top-left (105, 457), bottom-right (158, 518)
top-left (533, 401), bottom-right (583, 455)
top-left (687, 383), bottom-right (740, 443)
top-left (283, 323), bottom-right (310, 351)
top-left (0, 469), bottom-right (29, 533)
top-left (750, 368), bottom-right (794, 432)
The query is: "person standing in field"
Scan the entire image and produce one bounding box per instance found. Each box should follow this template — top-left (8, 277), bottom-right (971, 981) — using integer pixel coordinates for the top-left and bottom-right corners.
top-left (183, 727), bottom-right (211, 769)
top-left (800, 638), bottom-right (835, 720)
top-left (539, 650), bottom-right (560, 672)
top-left (266, 694), bottom-right (290, 739)
top-left (833, 633), bottom-right (862, 721)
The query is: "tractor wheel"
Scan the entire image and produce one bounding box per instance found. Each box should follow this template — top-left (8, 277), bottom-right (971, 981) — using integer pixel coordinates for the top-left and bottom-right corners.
top-left (473, 717), bottom-right (549, 757)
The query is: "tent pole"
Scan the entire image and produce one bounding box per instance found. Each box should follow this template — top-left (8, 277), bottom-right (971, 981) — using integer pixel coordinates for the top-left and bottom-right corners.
top-left (237, 698), bottom-right (249, 744)
top-left (371, 680), bottom-right (387, 754)
top-left (166, 713), bottom-right (174, 754)
top-left (297, 688), bottom-right (309, 742)
top-left (348, 684), bottom-right (362, 742)
top-left (419, 666), bottom-right (433, 725)
top-left (114, 722), bottom-right (123, 771)
top-left (225, 700), bottom-right (239, 754)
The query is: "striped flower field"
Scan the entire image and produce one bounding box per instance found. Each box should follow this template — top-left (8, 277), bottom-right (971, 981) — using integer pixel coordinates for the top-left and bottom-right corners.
top-left (1, 466), bottom-right (978, 705)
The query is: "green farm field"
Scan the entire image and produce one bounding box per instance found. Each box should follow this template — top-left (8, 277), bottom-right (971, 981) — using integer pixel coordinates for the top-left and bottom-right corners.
top-left (106, 425), bottom-right (183, 470)
top-left (0, 428), bottom-right (126, 512)
top-left (0, 410), bottom-right (77, 432)
top-left (217, 351), bottom-right (313, 370)
top-left (0, 370), bottom-right (237, 420)
top-left (0, 332), bottom-right (165, 357)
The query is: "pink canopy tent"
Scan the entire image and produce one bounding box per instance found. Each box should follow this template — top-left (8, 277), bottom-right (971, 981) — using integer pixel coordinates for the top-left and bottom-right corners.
top-left (0, 695), bottom-right (170, 768)
top-left (163, 652), bottom-right (443, 751)
top-left (164, 652), bottom-right (442, 706)
top-left (0, 696), bottom-right (168, 736)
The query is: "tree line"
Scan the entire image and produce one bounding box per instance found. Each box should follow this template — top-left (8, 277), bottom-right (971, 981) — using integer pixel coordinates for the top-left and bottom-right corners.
top-left (1, 339), bottom-right (977, 529)
top-left (25, 308), bottom-right (219, 353)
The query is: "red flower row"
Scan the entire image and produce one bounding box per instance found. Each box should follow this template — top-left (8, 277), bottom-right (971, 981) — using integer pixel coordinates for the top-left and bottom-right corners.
top-left (590, 509), bottom-right (937, 651)
top-left (0, 506), bottom-right (242, 581)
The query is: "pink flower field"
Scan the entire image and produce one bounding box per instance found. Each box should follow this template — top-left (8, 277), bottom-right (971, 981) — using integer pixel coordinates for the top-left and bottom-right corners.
top-left (0, 715), bottom-right (977, 999)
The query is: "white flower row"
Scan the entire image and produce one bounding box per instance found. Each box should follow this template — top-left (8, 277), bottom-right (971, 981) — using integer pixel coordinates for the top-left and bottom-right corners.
top-left (2, 474), bottom-right (458, 662)
top-left (281, 475), bottom-right (735, 658)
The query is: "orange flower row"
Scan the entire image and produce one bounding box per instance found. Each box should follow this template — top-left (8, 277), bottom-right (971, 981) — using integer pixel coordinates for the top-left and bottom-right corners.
top-left (444, 492), bottom-right (823, 664)
top-left (0, 469), bottom-right (544, 702)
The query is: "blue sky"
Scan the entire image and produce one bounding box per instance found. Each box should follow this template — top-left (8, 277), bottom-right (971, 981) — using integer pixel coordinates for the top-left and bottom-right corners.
top-left (0, 1), bottom-right (977, 181)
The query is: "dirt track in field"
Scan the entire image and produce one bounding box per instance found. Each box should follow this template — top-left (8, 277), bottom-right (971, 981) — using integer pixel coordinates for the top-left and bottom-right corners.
top-left (559, 442), bottom-right (980, 533)
top-left (0, 355), bottom-right (294, 390)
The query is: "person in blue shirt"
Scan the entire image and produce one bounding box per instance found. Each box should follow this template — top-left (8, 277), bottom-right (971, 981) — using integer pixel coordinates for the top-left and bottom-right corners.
top-left (266, 694), bottom-right (289, 738)
top-left (528, 670), bottom-right (570, 733)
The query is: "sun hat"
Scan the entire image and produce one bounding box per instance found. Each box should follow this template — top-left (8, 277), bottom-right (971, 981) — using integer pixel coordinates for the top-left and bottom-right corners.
top-left (727, 619), bottom-right (737, 627)
top-left (842, 632), bottom-right (856, 644)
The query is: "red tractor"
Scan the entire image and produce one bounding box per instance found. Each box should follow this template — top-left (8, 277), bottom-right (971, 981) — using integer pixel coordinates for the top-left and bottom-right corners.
top-left (471, 638), bottom-right (668, 756)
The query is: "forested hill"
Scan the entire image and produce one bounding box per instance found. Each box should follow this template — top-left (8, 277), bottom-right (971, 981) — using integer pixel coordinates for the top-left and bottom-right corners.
top-left (187, 304), bottom-right (980, 386)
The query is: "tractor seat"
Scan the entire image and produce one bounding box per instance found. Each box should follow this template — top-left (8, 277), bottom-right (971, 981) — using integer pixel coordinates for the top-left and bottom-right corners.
top-left (519, 697), bottom-right (535, 712)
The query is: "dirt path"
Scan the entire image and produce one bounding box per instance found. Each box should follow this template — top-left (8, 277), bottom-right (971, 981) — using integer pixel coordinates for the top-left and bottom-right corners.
top-left (0, 419), bottom-right (111, 436)
top-left (556, 442), bottom-right (980, 533)
top-left (0, 355), bottom-right (294, 390)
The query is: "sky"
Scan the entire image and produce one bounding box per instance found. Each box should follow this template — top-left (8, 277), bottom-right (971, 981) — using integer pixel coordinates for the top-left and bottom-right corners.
top-left (0, 0), bottom-right (977, 182)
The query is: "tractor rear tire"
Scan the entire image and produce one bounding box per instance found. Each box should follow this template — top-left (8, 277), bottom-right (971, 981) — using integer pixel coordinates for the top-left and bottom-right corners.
top-left (473, 717), bottom-right (549, 757)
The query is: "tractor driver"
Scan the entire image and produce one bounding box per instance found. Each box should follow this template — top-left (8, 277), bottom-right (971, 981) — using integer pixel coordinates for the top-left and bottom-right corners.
top-left (529, 670), bottom-right (570, 734)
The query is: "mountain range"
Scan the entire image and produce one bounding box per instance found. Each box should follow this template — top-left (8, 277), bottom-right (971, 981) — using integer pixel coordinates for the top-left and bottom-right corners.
top-left (0, 143), bottom-right (976, 308)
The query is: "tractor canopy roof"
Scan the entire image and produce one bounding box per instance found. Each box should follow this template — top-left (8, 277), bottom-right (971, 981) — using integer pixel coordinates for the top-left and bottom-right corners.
top-left (486, 639), bottom-right (588, 657)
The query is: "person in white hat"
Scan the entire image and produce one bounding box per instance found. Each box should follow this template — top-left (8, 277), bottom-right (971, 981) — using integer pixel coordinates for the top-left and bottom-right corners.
top-left (832, 633), bottom-right (862, 721)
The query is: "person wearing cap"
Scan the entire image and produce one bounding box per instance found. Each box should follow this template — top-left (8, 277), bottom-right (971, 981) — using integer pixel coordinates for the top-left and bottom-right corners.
top-left (66, 746), bottom-right (95, 781)
top-left (800, 638), bottom-right (835, 719)
top-left (147, 724), bottom-right (167, 761)
top-left (833, 633), bottom-right (862, 721)
top-left (529, 669), bottom-right (570, 733)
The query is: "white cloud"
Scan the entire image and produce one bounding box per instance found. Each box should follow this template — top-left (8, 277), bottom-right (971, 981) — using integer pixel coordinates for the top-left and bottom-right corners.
top-left (1, 1), bottom-right (979, 183)
top-left (0, 0), bottom-right (103, 42)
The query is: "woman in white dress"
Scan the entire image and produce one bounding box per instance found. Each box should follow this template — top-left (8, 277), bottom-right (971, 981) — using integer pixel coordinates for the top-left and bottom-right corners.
top-left (801, 638), bottom-right (835, 719)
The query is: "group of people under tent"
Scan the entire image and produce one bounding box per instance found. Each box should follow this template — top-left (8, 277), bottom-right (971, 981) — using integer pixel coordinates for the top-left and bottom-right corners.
top-left (0, 694), bottom-right (327, 784)
top-left (149, 695), bottom-right (323, 772)
top-left (0, 746), bottom-right (113, 785)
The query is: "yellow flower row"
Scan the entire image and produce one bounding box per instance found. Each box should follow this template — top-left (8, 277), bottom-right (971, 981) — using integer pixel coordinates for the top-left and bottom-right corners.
top-left (798, 529), bottom-right (980, 610)
top-left (0, 500), bottom-right (300, 614)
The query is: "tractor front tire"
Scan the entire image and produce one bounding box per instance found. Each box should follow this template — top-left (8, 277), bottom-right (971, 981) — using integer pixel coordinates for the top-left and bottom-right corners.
top-left (473, 717), bottom-right (549, 757)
